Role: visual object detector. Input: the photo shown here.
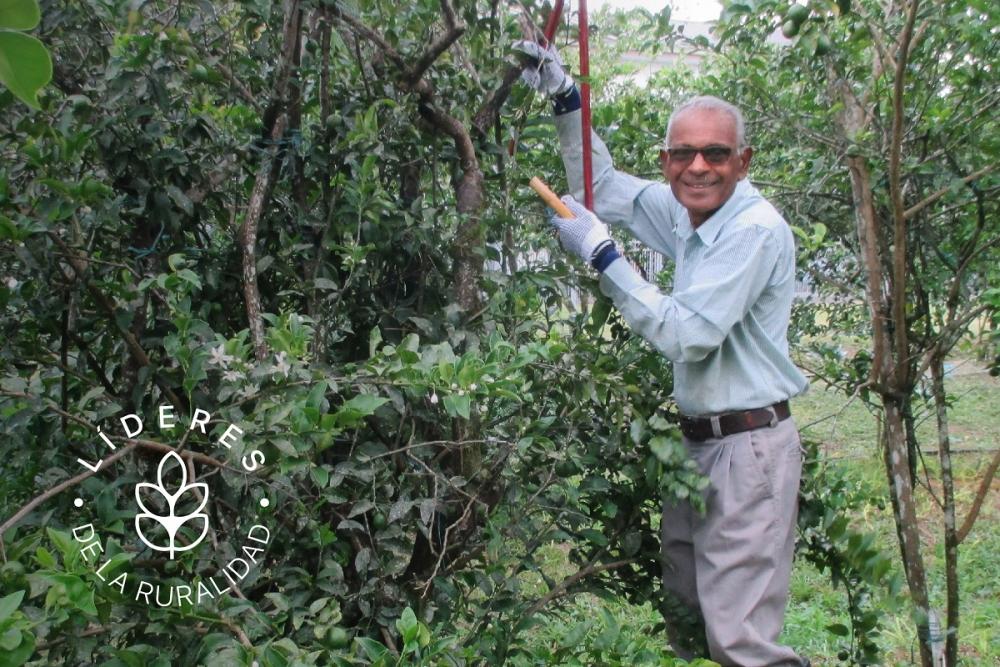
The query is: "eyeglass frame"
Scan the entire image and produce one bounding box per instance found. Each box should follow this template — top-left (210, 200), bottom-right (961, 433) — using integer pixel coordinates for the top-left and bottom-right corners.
top-left (659, 144), bottom-right (744, 166)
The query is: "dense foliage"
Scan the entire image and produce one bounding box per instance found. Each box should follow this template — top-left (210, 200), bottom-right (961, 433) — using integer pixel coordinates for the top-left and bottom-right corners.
top-left (0, 1), bottom-right (707, 664)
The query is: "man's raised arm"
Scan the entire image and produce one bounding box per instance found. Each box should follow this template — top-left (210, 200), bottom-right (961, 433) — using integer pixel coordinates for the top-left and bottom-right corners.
top-left (514, 41), bottom-right (681, 258)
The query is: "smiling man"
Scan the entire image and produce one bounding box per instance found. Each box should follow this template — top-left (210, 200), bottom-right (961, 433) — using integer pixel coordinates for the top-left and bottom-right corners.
top-left (516, 43), bottom-right (810, 667)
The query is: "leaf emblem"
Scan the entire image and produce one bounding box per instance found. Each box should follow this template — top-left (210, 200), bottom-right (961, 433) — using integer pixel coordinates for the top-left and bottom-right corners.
top-left (134, 451), bottom-right (209, 559)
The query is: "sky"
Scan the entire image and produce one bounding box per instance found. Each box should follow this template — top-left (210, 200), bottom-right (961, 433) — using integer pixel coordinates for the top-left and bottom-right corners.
top-left (590, 0), bottom-right (722, 22)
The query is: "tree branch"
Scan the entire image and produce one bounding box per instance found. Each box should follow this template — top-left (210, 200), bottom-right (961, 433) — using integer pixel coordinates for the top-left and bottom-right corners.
top-left (887, 0), bottom-right (921, 390)
top-left (0, 443), bottom-right (137, 538)
top-left (333, 4), bottom-right (485, 311)
top-left (46, 232), bottom-right (182, 408)
top-left (904, 165), bottom-right (996, 221)
top-left (410, 13), bottom-right (465, 81)
top-left (241, 0), bottom-right (302, 361)
top-left (957, 446), bottom-right (1000, 544)
top-left (521, 559), bottom-right (635, 620)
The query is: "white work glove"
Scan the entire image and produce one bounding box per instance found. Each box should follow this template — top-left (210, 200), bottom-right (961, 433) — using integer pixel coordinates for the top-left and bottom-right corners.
top-left (512, 40), bottom-right (575, 97)
top-left (550, 196), bottom-right (612, 263)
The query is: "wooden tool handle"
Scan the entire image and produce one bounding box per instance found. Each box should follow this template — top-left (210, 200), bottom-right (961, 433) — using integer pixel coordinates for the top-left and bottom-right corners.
top-left (529, 177), bottom-right (574, 218)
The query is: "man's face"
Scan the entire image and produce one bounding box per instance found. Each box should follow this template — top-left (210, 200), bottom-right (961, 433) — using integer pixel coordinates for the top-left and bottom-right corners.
top-left (659, 108), bottom-right (752, 228)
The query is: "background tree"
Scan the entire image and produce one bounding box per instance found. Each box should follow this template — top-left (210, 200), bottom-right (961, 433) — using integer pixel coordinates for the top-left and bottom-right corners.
top-left (713, 1), bottom-right (999, 664)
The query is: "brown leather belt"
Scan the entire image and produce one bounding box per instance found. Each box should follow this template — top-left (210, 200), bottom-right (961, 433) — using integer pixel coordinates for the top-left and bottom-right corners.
top-left (680, 401), bottom-right (791, 441)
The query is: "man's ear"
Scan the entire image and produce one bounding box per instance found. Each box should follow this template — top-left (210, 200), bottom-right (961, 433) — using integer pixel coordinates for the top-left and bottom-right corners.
top-left (659, 149), bottom-right (669, 177)
top-left (739, 146), bottom-right (753, 178)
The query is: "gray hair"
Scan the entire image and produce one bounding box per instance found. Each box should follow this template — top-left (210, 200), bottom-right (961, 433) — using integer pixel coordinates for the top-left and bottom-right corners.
top-left (664, 96), bottom-right (747, 150)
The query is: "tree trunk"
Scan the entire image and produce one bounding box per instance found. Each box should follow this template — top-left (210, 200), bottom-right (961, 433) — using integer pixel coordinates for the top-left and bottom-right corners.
top-left (842, 152), bottom-right (933, 667)
top-left (930, 355), bottom-right (959, 666)
top-left (241, 0), bottom-right (302, 362)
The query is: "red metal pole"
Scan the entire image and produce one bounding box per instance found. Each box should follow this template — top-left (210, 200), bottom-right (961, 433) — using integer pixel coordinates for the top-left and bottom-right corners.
top-left (508, 1), bottom-right (565, 157)
top-left (542, 0), bottom-right (565, 46)
top-left (578, 0), bottom-right (594, 210)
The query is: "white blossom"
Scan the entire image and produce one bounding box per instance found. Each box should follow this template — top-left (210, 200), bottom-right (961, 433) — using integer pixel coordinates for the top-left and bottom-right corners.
top-left (272, 351), bottom-right (292, 378)
top-left (208, 344), bottom-right (234, 368)
top-left (223, 369), bottom-right (244, 382)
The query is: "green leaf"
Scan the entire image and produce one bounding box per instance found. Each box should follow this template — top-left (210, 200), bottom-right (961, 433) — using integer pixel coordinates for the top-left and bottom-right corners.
top-left (0, 214), bottom-right (20, 240)
top-left (0, 0), bottom-right (40, 30)
top-left (165, 185), bottom-right (193, 215)
top-left (310, 466), bottom-right (329, 488)
top-left (342, 393), bottom-right (387, 416)
top-left (0, 30), bottom-right (52, 109)
top-left (396, 606), bottom-right (419, 644)
top-left (0, 628), bottom-right (22, 651)
top-left (442, 393), bottom-right (471, 419)
top-left (355, 636), bottom-right (389, 661)
top-left (46, 528), bottom-right (77, 562)
top-left (826, 622), bottom-right (850, 636)
top-left (0, 590), bottom-right (24, 623)
top-left (48, 573), bottom-right (97, 615)
top-left (0, 629), bottom-right (33, 667)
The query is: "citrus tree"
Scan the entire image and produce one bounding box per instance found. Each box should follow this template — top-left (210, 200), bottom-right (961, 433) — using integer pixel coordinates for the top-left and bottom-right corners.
top-left (710, 1), bottom-right (1000, 664)
top-left (0, 1), bottom-right (703, 664)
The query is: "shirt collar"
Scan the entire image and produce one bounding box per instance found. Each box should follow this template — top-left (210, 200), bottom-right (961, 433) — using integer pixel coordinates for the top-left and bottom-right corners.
top-left (688, 179), bottom-right (758, 246)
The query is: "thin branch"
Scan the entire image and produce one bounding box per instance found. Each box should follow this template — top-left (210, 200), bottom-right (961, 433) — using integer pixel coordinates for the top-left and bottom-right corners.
top-left (215, 61), bottom-right (257, 106)
top-left (473, 65), bottom-right (525, 135)
top-left (956, 446), bottom-right (1000, 544)
top-left (904, 165), bottom-right (996, 221)
top-left (0, 390), bottom-right (234, 471)
top-left (409, 22), bottom-right (465, 82)
top-left (521, 559), bottom-right (635, 620)
top-left (0, 443), bottom-right (137, 538)
top-left (419, 492), bottom-right (480, 598)
top-left (366, 438), bottom-right (492, 460)
top-left (46, 232), bottom-right (182, 408)
top-left (330, 7), bottom-right (406, 71)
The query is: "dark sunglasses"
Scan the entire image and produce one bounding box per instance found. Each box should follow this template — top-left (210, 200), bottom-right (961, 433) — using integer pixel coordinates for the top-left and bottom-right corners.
top-left (664, 145), bottom-right (735, 165)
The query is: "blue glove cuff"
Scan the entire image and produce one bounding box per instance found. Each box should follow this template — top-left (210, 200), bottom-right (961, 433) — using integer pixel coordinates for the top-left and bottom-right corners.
top-left (591, 241), bottom-right (620, 273)
top-left (553, 86), bottom-right (581, 115)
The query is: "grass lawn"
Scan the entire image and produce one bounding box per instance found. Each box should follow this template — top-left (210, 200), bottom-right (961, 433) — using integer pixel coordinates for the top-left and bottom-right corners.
top-left (525, 359), bottom-right (1000, 665)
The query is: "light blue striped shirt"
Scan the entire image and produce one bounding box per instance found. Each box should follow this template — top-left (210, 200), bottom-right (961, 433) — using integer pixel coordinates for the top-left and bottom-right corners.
top-left (555, 110), bottom-right (808, 416)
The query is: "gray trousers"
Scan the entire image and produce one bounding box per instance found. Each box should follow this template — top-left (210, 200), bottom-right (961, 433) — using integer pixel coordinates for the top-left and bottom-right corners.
top-left (661, 417), bottom-right (804, 667)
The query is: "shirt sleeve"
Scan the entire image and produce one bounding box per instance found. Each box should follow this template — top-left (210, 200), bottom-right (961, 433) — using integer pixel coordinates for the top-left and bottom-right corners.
top-left (554, 110), bottom-right (680, 261)
top-left (598, 225), bottom-right (782, 362)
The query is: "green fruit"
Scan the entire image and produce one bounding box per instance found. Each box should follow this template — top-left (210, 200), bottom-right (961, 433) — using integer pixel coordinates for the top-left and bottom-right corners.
top-left (81, 178), bottom-right (102, 197)
top-left (787, 3), bottom-right (810, 24)
top-left (781, 20), bottom-right (800, 38)
top-left (852, 23), bottom-right (871, 42)
top-left (372, 513), bottom-right (387, 530)
top-left (815, 33), bottom-right (833, 56)
top-left (192, 64), bottom-right (211, 82)
top-left (327, 627), bottom-right (350, 648)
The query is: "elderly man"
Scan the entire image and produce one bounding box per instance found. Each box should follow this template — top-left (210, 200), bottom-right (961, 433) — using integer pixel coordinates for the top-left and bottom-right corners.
top-left (517, 43), bottom-right (810, 666)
